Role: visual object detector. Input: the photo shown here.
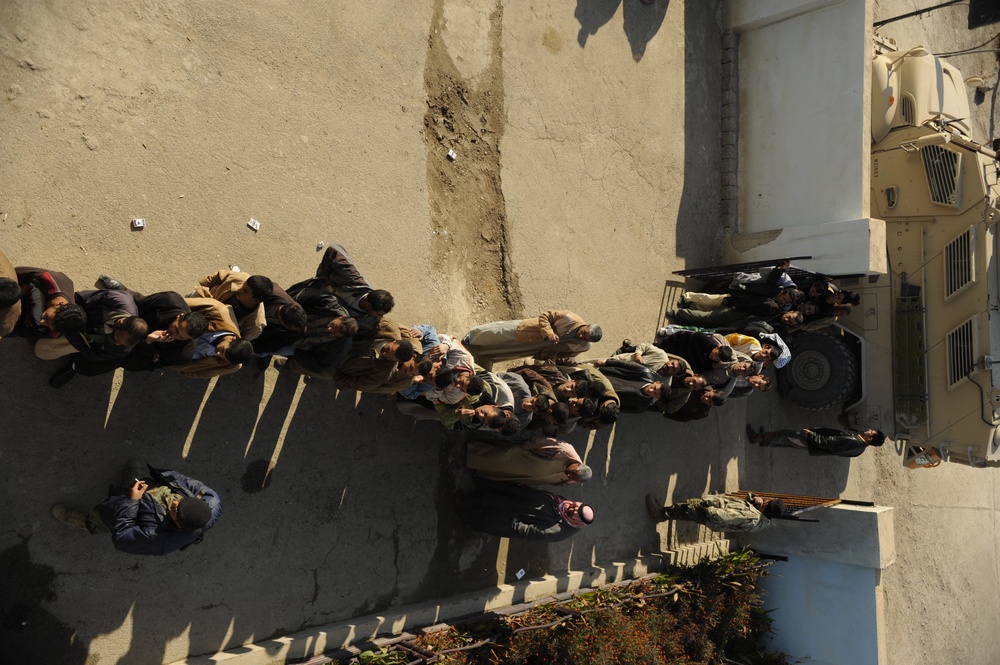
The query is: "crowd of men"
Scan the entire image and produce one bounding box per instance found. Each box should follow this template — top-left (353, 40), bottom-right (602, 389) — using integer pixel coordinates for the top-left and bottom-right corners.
top-left (0, 247), bottom-right (886, 551)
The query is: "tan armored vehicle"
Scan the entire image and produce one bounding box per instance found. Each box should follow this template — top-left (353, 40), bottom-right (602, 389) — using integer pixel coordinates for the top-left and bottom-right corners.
top-left (721, 6), bottom-right (1000, 467)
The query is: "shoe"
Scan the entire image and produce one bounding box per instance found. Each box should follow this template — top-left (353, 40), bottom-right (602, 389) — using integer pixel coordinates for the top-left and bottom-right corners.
top-left (51, 504), bottom-right (88, 530)
top-left (96, 274), bottom-right (126, 290)
top-left (678, 295), bottom-right (690, 308)
top-left (121, 459), bottom-right (144, 489)
top-left (49, 362), bottom-right (76, 389)
top-left (745, 424), bottom-right (761, 444)
top-left (645, 494), bottom-right (666, 521)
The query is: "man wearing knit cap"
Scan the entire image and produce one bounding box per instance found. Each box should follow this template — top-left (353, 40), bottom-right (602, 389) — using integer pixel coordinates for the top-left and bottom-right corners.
top-left (460, 478), bottom-right (594, 542)
top-left (51, 461), bottom-right (221, 556)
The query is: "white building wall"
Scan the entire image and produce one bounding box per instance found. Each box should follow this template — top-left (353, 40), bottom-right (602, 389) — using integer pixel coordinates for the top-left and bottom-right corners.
top-left (723, 0), bottom-right (885, 275)
top-left (761, 557), bottom-right (883, 665)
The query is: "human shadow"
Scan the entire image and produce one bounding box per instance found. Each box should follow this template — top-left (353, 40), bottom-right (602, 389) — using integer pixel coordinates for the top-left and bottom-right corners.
top-left (575, 0), bottom-right (670, 61)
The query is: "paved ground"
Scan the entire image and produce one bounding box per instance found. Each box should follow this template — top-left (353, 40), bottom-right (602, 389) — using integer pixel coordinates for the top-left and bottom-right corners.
top-left (0, 2), bottom-right (727, 663)
top-left (1, 1), bottom-right (998, 664)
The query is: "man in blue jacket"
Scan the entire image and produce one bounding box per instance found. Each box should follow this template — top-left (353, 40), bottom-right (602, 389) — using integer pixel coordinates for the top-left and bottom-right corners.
top-left (51, 461), bottom-right (222, 556)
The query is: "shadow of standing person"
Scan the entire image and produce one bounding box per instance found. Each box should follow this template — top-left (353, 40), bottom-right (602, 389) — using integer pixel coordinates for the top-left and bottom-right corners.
top-left (576, 0), bottom-right (622, 47)
top-left (576, 0), bottom-right (670, 61)
top-left (623, 0), bottom-right (669, 61)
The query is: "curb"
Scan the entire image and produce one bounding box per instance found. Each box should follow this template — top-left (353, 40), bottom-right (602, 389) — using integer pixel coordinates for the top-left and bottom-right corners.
top-left (173, 541), bottom-right (728, 665)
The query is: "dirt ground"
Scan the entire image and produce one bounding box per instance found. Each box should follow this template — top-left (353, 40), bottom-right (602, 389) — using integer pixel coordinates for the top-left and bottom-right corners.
top-left (1, 1), bottom-right (998, 664)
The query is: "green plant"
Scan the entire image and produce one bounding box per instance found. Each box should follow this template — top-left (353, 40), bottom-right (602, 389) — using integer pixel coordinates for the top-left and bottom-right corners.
top-left (352, 646), bottom-right (411, 665)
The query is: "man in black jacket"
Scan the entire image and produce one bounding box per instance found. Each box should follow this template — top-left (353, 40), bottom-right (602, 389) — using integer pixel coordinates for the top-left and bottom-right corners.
top-left (590, 358), bottom-right (664, 413)
top-left (746, 425), bottom-right (886, 457)
top-left (51, 461), bottom-right (222, 556)
top-left (460, 478), bottom-right (594, 542)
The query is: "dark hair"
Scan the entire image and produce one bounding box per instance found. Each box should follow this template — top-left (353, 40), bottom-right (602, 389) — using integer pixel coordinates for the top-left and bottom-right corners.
top-left (709, 391), bottom-right (727, 407)
top-left (434, 367), bottom-right (454, 390)
top-left (245, 275), bottom-right (274, 301)
top-left (786, 288), bottom-right (805, 304)
top-left (586, 324), bottom-right (603, 342)
top-left (598, 400), bottom-right (619, 424)
top-left (716, 346), bottom-right (734, 362)
top-left (578, 397), bottom-right (597, 418)
top-left (498, 414), bottom-right (521, 436)
top-left (53, 304), bottom-right (88, 334)
top-left (534, 394), bottom-right (552, 414)
top-left (182, 311), bottom-right (209, 338)
top-left (367, 289), bottom-right (394, 313)
top-left (843, 291), bottom-right (861, 306)
top-left (763, 498), bottom-right (786, 519)
top-left (339, 317), bottom-right (359, 337)
top-left (118, 316), bottom-right (148, 346)
top-left (869, 430), bottom-right (886, 446)
top-left (465, 375), bottom-right (485, 396)
top-left (417, 357), bottom-right (436, 378)
top-left (752, 374), bottom-right (772, 391)
top-left (393, 339), bottom-right (415, 362)
top-left (0, 278), bottom-right (18, 308)
top-left (785, 312), bottom-right (804, 326)
top-left (226, 339), bottom-right (254, 364)
top-left (279, 303), bottom-right (308, 332)
top-left (176, 497), bottom-right (212, 530)
top-left (484, 410), bottom-right (507, 430)
top-left (550, 402), bottom-right (570, 425)
top-left (765, 346), bottom-right (780, 360)
top-left (586, 381), bottom-right (606, 400)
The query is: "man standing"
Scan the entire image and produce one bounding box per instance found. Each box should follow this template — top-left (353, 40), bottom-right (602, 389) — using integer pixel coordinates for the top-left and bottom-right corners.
top-left (331, 319), bottom-right (419, 393)
top-left (11, 266), bottom-right (86, 340)
top-left (461, 478), bottom-right (594, 541)
top-left (588, 358), bottom-right (664, 414)
top-left (51, 461), bottom-right (222, 556)
top-left (35, 289), bottom-right (147, 362)
top-left (283, 283), bottom-right (359, 376)
top-left (462, 310), bottom-right (602, 364)
top-left (168, 298), bottom-right (254, 378)
top-left (466, 435), bottom-right (592, 486)
top-left (654, 329), bottom-right (734, 374)
top-left (192, 270), bottom-right (279, 341)
top-left (309, 242), bottom-right (395, 338)
top-left (646, 493), bottom-right (783, 533)
top-left (746, 425), bottom-right (886, 457)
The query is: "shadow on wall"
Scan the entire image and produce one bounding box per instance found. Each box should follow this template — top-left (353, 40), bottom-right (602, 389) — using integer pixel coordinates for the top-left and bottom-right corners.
top-left (575, 0), bottom-right (670, 61)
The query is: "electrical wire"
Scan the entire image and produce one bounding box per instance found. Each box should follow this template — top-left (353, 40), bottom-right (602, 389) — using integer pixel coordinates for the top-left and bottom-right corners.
top-left (874, 0), bottom-right (966, 29)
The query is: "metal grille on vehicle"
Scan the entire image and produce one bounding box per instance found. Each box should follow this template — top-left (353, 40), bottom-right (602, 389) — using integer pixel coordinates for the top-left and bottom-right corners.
top-left (946, 318), bottom-right (977, 388)
top-left (922, 144), bottom-right (961, 206)
top-left (943, 227), bottom-right (975, 299)
top-left (900, 95), bottom-right (914, 125)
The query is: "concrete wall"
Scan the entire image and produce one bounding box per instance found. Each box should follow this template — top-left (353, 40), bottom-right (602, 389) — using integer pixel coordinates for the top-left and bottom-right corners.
top-left (723, 0), bottom-right (884, 275)
top-left (759, 556), bottom-right (884, 665)
top-left (736, 504), bottom-right (894, 665)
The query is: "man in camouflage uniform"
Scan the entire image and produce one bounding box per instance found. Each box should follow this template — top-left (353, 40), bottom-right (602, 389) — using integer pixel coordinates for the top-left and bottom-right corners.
top-left (645, 493), bottom-right (783, 533)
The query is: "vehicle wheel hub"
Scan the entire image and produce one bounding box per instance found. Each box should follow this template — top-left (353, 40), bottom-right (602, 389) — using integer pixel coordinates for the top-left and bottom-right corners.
top-left (791, 349), bottom-right (831, 390)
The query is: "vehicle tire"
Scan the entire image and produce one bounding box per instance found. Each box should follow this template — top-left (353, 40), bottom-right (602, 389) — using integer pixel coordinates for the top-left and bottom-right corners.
top-left (780, 332), bottom-right (860, 410)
